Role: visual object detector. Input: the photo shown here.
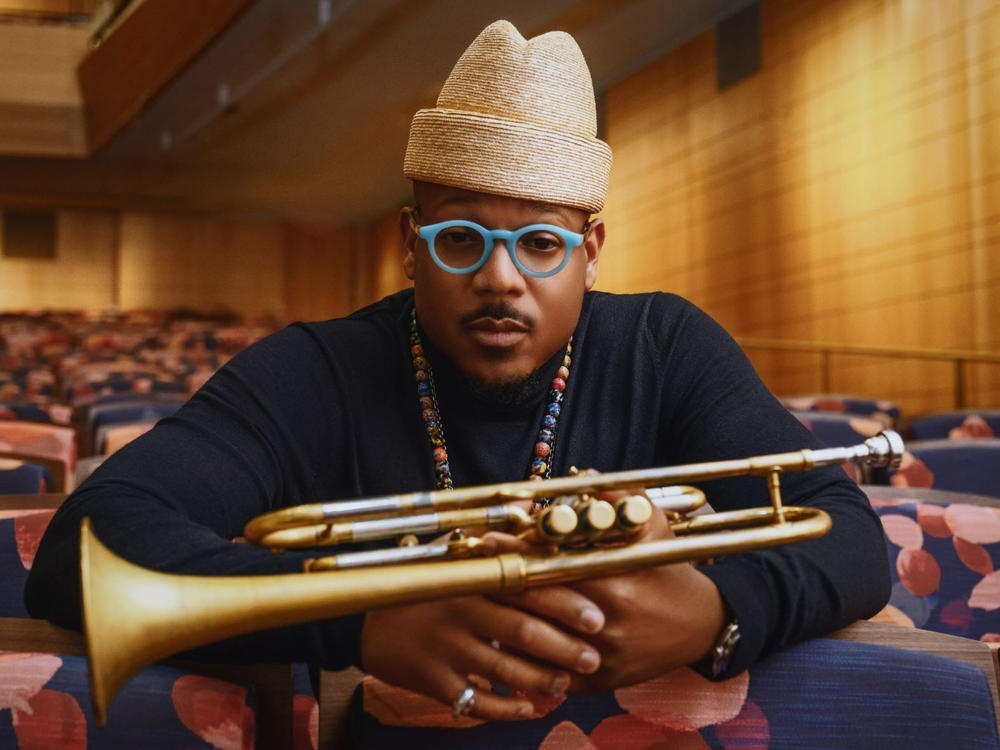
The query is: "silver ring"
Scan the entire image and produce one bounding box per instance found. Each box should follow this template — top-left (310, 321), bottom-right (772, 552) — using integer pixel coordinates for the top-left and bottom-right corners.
top-left (452, 684), bottom-right (476, 719)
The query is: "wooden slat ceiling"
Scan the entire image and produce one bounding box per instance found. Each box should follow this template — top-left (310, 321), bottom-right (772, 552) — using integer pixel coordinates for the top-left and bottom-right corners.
top-left (0, 0), bottom-right (749, 222)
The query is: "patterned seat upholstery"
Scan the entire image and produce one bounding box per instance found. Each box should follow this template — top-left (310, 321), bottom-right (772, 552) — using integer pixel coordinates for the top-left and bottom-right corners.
top-left (889, 440), bottom-right (1000, 498)
top-left (0, 649), bottom-right (258, 749)
top-left (780, 394), bottom-right (900, 428)
top-left (349, 638), bottom-right (999, 749)
top-left (867, 488), bottom-right (1000, 639)
top-left (909, 411), bottom-right (1000, 440)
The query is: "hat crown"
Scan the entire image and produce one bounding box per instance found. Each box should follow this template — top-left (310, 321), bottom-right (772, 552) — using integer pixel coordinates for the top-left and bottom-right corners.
top-left (437, 20), bottom-right (597, 139)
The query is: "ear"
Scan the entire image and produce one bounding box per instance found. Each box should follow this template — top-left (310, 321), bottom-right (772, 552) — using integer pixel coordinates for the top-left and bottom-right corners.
top-left (400, 207), bottom-right (417, 280)
top-left (582, 218), bottom-right (605, 290)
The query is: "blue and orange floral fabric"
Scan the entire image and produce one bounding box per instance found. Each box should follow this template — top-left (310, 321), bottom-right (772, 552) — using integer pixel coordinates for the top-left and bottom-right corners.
top-left (351, 639), bottom-right (999, 748)
top-left (0, 653), bottom-right (257, 749)
top-left (872, 498), bottom-right (1000, 639)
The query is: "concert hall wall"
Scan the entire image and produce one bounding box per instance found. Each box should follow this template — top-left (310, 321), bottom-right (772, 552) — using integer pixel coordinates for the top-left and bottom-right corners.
top-left (598, 0), bottom-right (999, 411)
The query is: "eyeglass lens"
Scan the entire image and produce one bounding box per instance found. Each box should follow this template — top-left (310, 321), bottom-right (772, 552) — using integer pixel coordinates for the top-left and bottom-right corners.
top-left (433, 225), bottom-right (568, 274)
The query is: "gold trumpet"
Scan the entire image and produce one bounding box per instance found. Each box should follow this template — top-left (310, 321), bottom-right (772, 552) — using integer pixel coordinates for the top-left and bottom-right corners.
top-left (81, 430), bottom-right (903, 726)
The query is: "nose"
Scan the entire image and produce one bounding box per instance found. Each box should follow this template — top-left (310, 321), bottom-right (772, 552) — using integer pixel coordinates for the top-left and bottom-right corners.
top-left (470, 239), bottom-right (526, 296)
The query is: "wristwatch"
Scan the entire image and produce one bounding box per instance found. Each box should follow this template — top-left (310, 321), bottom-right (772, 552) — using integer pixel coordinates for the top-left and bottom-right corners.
top-left (693, 616), bottom-right (740, 679)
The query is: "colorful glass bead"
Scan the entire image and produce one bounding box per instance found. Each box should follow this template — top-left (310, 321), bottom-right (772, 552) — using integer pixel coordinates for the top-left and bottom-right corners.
top-left (548, 403), bottom-right (561, 417)
top-left (422, 408), bottom-right (435, 422)
top-left (415, 369), bottom-right (428, 381)
top-left (535, 442), bottom-right (551, 457)
top-left (419, 397), bottom-right (433, 410)
top-left (417, 382), bottom-right (431, 396)
top-left (411, 345), bottom-right (423, 356)
top-left (538, 428), bottom-right (554, 443)
top-left (432, 447), bottom-right (447, 463)
top-left (543, 415), bottom-right (557, 429)
top-left (532, 459), bottom-right (547, 474)
top-left (552, 391), bottom-right (564, 404)
top-left (414, 356), bottom-right (429, 370)
top-left (552, 377), bottom-right (566, 391)
top-left (558, 366), bottom-right (569, 379)
top-left (563, 356), bottom-right (571, 368)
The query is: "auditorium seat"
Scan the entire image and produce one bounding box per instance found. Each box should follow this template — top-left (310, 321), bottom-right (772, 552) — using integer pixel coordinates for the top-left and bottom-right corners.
top-left (889, 440), bottom-right (1000, 498)
top-left (866, 486), bottom-right (1000, 641)
top-left (908, 411), bottom-right (1000, 440)
top-left (780, 394), bottom-right (900, 428)
top-left (0, 401), bottom-right (73, 425)
top-left (0, 422), bottom-right (76, 492)
top-left (327, 622), bottom-right (999, 749)
top-left (0, 460), bottom-right (51, 495)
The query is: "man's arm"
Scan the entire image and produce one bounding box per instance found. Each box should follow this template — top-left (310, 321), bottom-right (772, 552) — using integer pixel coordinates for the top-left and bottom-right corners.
top-left (25, 324), bottom-right (365, 668)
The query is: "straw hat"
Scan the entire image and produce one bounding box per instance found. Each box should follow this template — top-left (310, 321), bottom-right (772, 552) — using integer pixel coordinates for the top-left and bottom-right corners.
top-left (404, 20), bottom-right (612, 214)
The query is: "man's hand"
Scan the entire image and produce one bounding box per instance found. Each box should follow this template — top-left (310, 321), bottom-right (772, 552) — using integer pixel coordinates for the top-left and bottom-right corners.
top-left (564, 494), bottom-right (726, 690)
top-left (359, 587), bottom-right (606, 720)
top-left (491, 486), bottom-right (727, 692)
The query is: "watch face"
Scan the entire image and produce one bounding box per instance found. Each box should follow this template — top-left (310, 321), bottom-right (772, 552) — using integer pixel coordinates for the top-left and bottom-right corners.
top-left (712, 620), bottom-right (741, 677)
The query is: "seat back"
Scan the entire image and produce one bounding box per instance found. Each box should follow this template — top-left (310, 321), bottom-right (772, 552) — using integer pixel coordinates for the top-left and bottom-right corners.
top-left (331, 623), bottom-right (999, 749)
top-left (780, 394), bottom-right (900, 427)
top-left (909, 411), bottom-right (1000, 440)
top-left (890, 439), bottom-right (1000, 498)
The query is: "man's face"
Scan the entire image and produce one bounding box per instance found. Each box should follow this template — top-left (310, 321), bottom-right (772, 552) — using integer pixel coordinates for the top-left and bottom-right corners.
top-left (402, 182), bottom-right (604, 384)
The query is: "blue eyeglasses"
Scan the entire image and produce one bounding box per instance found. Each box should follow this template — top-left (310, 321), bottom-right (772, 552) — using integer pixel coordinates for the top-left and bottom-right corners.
top-left (409, 214), bottom-right (588, 278)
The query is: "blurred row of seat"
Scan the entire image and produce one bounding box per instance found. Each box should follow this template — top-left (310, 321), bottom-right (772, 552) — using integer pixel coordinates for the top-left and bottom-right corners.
top-left (780, 394), bottom-right (999, 500)
top-left (0, 309), bottom-right (275, 495)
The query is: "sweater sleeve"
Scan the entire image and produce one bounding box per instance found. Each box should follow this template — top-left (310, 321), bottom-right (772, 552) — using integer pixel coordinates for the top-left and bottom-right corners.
top-left (651, 296), bottom-right (891, 677)
top-left (24, 324), bottom-right (365, 670)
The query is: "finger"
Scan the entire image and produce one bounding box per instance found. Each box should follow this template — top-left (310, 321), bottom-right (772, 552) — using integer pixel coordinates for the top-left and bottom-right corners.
top-left (466, 599), bottom-right (602, 676)
top-left (458, 638), bottom-right (572, 697)
top-left (478, 530), bottom-right (534, 555)
top-left (443, 674), bottom-right (536, 721)
top-left (495, 584), bottom-right (605, 635)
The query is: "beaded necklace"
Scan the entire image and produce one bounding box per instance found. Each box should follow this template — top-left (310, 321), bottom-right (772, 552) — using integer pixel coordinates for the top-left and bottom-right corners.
top-left (408, 310), bottom-right (572, 508)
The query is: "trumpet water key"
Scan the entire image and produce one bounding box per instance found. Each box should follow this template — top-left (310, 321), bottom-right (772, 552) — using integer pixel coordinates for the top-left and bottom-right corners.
top-left (81, 431), bottom-right (903, 726)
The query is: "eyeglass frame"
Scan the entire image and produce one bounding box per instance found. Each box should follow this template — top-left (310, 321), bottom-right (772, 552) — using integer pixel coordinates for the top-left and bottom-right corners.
top-left (408, 211), bottom-right (591, 278)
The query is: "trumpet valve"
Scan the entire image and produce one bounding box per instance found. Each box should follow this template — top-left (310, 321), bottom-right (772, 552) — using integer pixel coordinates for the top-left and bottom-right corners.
top-left (615, 495), bottom-right (653, 530)
top-left (577, 499), bottom-right (616, 534)
top-left (537, 504), bottom-right (578, 540)
top-left (398, 533), bottom-right (420, 547)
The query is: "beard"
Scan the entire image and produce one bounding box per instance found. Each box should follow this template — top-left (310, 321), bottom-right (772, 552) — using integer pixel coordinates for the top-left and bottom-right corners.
top-left (463, 367), bottom-right (545, 409)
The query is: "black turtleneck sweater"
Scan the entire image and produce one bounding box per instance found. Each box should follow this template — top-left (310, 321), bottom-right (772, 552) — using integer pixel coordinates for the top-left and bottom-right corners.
top-left (25, 289), bottom-right (890, 677)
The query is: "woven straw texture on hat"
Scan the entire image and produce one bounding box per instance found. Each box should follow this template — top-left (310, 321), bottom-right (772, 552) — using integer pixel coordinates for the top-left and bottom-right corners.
top-left (404, 20), bottom-right (612, 214)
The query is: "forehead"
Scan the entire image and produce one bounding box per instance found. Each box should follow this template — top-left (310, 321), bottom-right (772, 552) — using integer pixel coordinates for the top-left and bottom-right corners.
top-left (414, 182), bottom-right (586, 226)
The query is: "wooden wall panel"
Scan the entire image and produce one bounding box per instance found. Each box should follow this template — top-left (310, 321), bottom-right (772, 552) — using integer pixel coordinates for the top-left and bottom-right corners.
top-left (600, 0), bottom-right (1000, 413)
top-left (0, 210), bottom-right (116, 308)
top-left (117, 213), bottom-right (286, 319)
top-left (283, 222), bottom-right (355, 323)
top-left (366, 209), bottom-right (411, 303)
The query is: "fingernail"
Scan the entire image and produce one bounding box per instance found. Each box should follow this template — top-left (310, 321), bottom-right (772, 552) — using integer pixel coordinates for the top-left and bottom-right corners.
top-left (576, 649), bottom-right (600, 673)
top-left (579, 607), bottom-right (603, 633)
top-left (517, 702), bottom-right (535, 717)
top-left (550, 673), bottom-right (570, 695)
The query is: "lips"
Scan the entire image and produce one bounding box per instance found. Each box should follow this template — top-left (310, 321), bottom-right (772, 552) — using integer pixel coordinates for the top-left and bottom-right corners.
top-left (464, 317), bottom-right (530, 347)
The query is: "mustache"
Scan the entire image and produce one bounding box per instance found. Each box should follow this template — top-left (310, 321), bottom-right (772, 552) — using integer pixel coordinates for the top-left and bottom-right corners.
top-left (459, 302), bottom-right (534, 328)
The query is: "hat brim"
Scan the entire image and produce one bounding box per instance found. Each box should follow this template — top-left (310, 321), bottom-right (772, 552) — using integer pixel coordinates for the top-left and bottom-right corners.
top-left (404, 109), bottom-right (611, 214)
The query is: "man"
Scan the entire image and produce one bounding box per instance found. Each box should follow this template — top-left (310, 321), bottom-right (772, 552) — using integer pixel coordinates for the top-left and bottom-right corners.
top-left (26, 20), bottom-right (889, 724)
